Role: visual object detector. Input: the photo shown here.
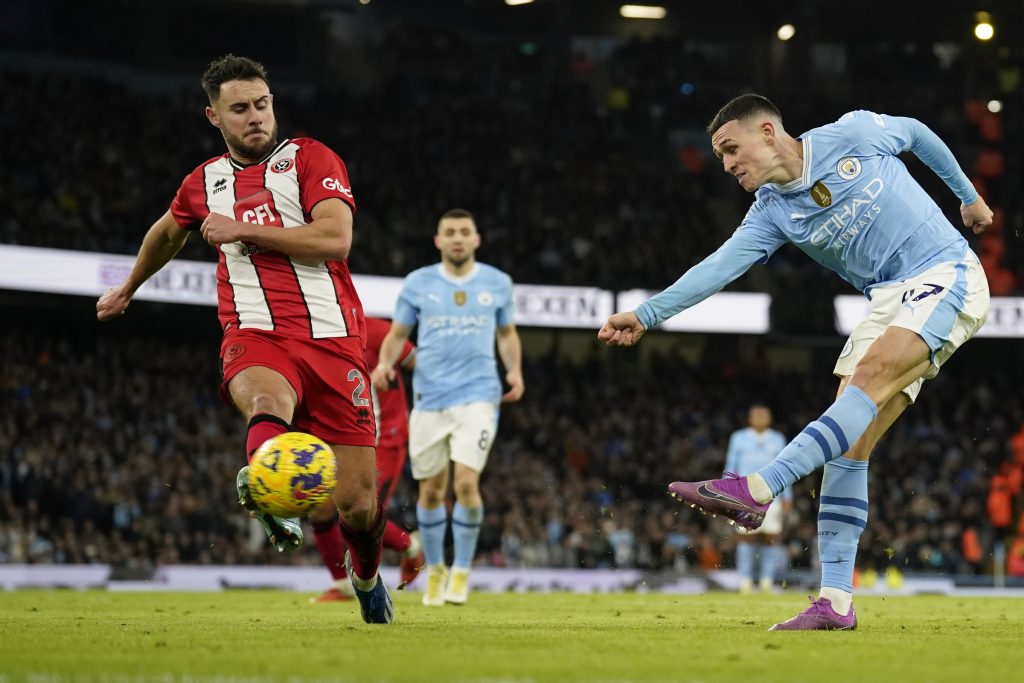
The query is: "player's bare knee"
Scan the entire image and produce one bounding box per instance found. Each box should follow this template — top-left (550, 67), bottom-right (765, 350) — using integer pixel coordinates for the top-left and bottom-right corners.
top-left (336, 493), bottom-right (376, 528)
top-left (418, 485), bottom-right (445, 509)
top-left (452, 477), bottom-right (479, 502)
top-left (248, 392), bottom-right (291, 420)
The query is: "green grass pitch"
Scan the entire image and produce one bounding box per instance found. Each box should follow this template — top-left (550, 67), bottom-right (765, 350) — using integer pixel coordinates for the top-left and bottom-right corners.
top-left (1, 590), bottom-right (1021, 682)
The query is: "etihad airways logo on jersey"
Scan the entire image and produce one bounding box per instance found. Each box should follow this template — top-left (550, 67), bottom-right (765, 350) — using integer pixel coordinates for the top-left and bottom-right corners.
top-left (322, 177), bottom-right (353, 197)
top-left (422, 314), bottom-right (492, 336)
top-left (809, 177), bottom-right (884, 251)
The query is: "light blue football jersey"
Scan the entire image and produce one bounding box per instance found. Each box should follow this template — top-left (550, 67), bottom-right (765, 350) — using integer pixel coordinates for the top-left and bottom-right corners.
top-left (637, 111), bottom-right (979, 329)
top-left (394, 263), bottom-right (515, 410)
top-left (724, 427), bottom-right (791, 501)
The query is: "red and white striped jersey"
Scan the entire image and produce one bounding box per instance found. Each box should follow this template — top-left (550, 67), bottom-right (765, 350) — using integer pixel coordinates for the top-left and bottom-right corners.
top-left (169, 137), bottom-right (365, 340)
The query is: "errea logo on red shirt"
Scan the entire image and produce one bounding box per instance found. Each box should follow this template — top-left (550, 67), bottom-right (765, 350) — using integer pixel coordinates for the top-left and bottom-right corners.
top-left (322, 177), bottom-right (353, 197)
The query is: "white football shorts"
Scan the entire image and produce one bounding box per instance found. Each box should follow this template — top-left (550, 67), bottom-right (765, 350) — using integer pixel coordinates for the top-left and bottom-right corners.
top-left (408, 401), bottom-right (499, 480)
top-left (834, 259), bottom-right (989, 403)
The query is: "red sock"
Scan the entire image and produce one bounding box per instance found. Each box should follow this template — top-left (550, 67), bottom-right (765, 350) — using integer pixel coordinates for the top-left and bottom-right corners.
top-left (311, 515), bottom-right (348, 581)
top-left (383, 519), bottom-right (411, 553)
top-left (338, 500), bottom-right (386, 581)
top-left (246, 413), bottom-right (291, 462)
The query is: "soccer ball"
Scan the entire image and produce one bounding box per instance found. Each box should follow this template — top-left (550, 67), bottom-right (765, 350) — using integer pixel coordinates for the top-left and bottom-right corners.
top-left (247, 432), bottom-right (337, 518)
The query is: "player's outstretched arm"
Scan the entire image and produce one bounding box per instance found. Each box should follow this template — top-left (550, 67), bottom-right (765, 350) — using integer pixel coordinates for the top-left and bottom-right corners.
top-left (96, 211), bottom-right (189, 321)
top-left (496, 324), bottom-right (524, 402)
top-left (598, 311), bottom-right (646, 347)
top-left (371, 321), bottom-right (414, 391)
top-left (201, 198), bottom-right (352, 261)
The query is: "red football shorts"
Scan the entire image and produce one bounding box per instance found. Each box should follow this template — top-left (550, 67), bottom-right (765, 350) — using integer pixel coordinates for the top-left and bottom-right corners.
top-left (220, 328), bottom-right (376, 447)
top-left (375, 441), bottom-right (408, 504)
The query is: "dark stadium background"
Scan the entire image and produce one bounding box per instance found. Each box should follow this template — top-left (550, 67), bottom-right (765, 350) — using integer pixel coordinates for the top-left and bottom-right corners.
top-left (1, 0), bottom-right (1022, 587)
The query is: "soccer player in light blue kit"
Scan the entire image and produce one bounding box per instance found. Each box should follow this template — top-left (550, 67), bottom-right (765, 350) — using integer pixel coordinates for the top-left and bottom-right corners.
top-left (725, 404), bottom-right (791, 594)
top-left (599, 95), bottom-right (992, 630)
top-left (372, 208), bottom-right (524, 606)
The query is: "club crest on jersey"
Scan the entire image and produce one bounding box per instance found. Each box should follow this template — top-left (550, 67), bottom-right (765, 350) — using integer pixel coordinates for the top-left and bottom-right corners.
top-left (810, 181), bottom-right (832, 208)
top-left (271, 159), bottom-right (294, 174)
top-left (454, 291), bottom-right (467, 306)
top-left (224, 344), bottom-right (246, 363)
top-left (477, 291), bottom-right (493, 306)
top-left (836, 157), bottom-right (862, 181)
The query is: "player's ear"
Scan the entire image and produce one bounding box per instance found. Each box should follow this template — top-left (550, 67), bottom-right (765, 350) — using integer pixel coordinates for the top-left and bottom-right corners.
top-left (205, 105), bottom-right (221, 129)
top-left (433, 233), bottom-right (441, 250)
top-left (761, 120), bottom-right (777, 144)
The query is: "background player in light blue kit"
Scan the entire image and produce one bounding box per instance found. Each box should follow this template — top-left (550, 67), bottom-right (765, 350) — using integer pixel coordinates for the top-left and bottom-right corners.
top-left (599, 94), bottom-right (992, 630)
top-left (725, 404), bottom-right (791, 594)
top-left (372, 208), bottom-right (524, 607)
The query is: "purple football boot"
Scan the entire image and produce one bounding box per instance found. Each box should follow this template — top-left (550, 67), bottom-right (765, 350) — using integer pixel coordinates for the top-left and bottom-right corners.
top-left (667, 472), bottom-right (770, 530)
top-left (769, 597), bottom-right (858, 631)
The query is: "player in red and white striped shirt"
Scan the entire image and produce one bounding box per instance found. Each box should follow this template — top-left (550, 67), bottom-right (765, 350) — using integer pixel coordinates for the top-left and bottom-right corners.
top-left (97, 54), bottom-right (393, 624)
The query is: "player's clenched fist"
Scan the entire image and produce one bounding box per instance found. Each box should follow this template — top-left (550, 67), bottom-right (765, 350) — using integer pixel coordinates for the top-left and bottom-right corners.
top-left (201, 212), bottom-right (245, 245)
top-left (961, 196), bottom-right (993, 235)
top-left (598, 311), bottom-right (647, 347)
top-left (96, 283), bottom-right (133, 321)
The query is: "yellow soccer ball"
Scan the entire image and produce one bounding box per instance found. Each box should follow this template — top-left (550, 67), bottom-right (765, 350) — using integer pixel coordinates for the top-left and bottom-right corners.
top-left (247, 432), bottom-right (336, 518)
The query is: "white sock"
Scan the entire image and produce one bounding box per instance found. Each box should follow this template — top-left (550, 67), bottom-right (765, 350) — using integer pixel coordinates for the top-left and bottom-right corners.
top-left (819, 586), bottom-right (853, 616)
top-left (351, 572), bottom-right (378, 592)
top-left (747, 473), bottom-right (775, 504)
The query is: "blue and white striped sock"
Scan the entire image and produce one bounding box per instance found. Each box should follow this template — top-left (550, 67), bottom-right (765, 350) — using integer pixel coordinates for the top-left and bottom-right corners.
top-left (416, 504), bottom-right (448, 567)
top-left (451, 503), bottom-right (484, 570)
top-left (756, 386), bottom-right (877, 496)
top-left (818, 456), bottom-right (869, 594)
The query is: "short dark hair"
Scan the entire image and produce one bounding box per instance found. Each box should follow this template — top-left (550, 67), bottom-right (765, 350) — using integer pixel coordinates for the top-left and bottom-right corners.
top-left (201, 54), bottom-right (269, 102)
top-left (439, 208), bottom-right (475, 222)
top-left (707, 94), bottom-right (782, 135)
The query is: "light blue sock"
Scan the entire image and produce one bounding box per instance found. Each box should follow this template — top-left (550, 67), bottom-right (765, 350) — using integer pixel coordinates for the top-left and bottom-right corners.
top-left (736, 543), bottom-right (755, 583)
top-left (760, 544), bottom-right (786, 583)
top-left (756, 386), bottom-right (877, 496)
top-left (451, 503), bottom-right (484, 569)
top-left (416, 504), bottom-right (448, 567)
top-left (818, 456), bottom-right (869, 592)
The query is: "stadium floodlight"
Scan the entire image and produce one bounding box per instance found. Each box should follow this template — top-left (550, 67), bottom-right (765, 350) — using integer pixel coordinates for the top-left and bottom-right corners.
top-left (505, 0), bottom-right (535, 6)
top-left (358, 0), bottom-right (371, 5)
top-left (974, 12), bottom-right (994, 40)
top-left (987, 99), bottom-right (1003, 113)
top-left (777, 24), bottom-right (796, 41)
top-left (620, 5), bottom-right (667, 19)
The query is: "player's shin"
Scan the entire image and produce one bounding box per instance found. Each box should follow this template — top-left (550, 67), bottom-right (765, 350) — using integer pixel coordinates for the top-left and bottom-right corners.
top-left (451, 503), bottom-right (483, 569)
top-left (338, 499), bottom-right (386, 589)
top-left (416, 504), bottom-right (448, 567)
top-left (816, 457), bottom-right (869, 616)
top-left (312, 513), bottom-right (348, 581)
top-left (246, 413), bottom-right (291, 461)
top-left (754, 387), bottom-right (877, 498)
top-left (735, 542), bottom-right (755, 593)
top-left (383, 520), bottom-right (412, 553)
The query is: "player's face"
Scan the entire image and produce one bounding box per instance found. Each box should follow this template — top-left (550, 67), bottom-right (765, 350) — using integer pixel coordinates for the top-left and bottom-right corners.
top-left (434, 218), bottom-right (480, 268)
top-left (749, 406), bottom-right (772, 431)
top-left (206, 79), bottom-right (278, 162)
top-left (711, 119), bottom-right (775, 191)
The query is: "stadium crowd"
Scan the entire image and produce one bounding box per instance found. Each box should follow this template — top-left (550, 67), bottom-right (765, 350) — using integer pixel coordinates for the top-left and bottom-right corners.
top-left (1, 319), bottom-right (1021, 579)
top-left (2, 20), bottom-right (1023, 580)
top-left (0, 24), bottom-right (1020, 297)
